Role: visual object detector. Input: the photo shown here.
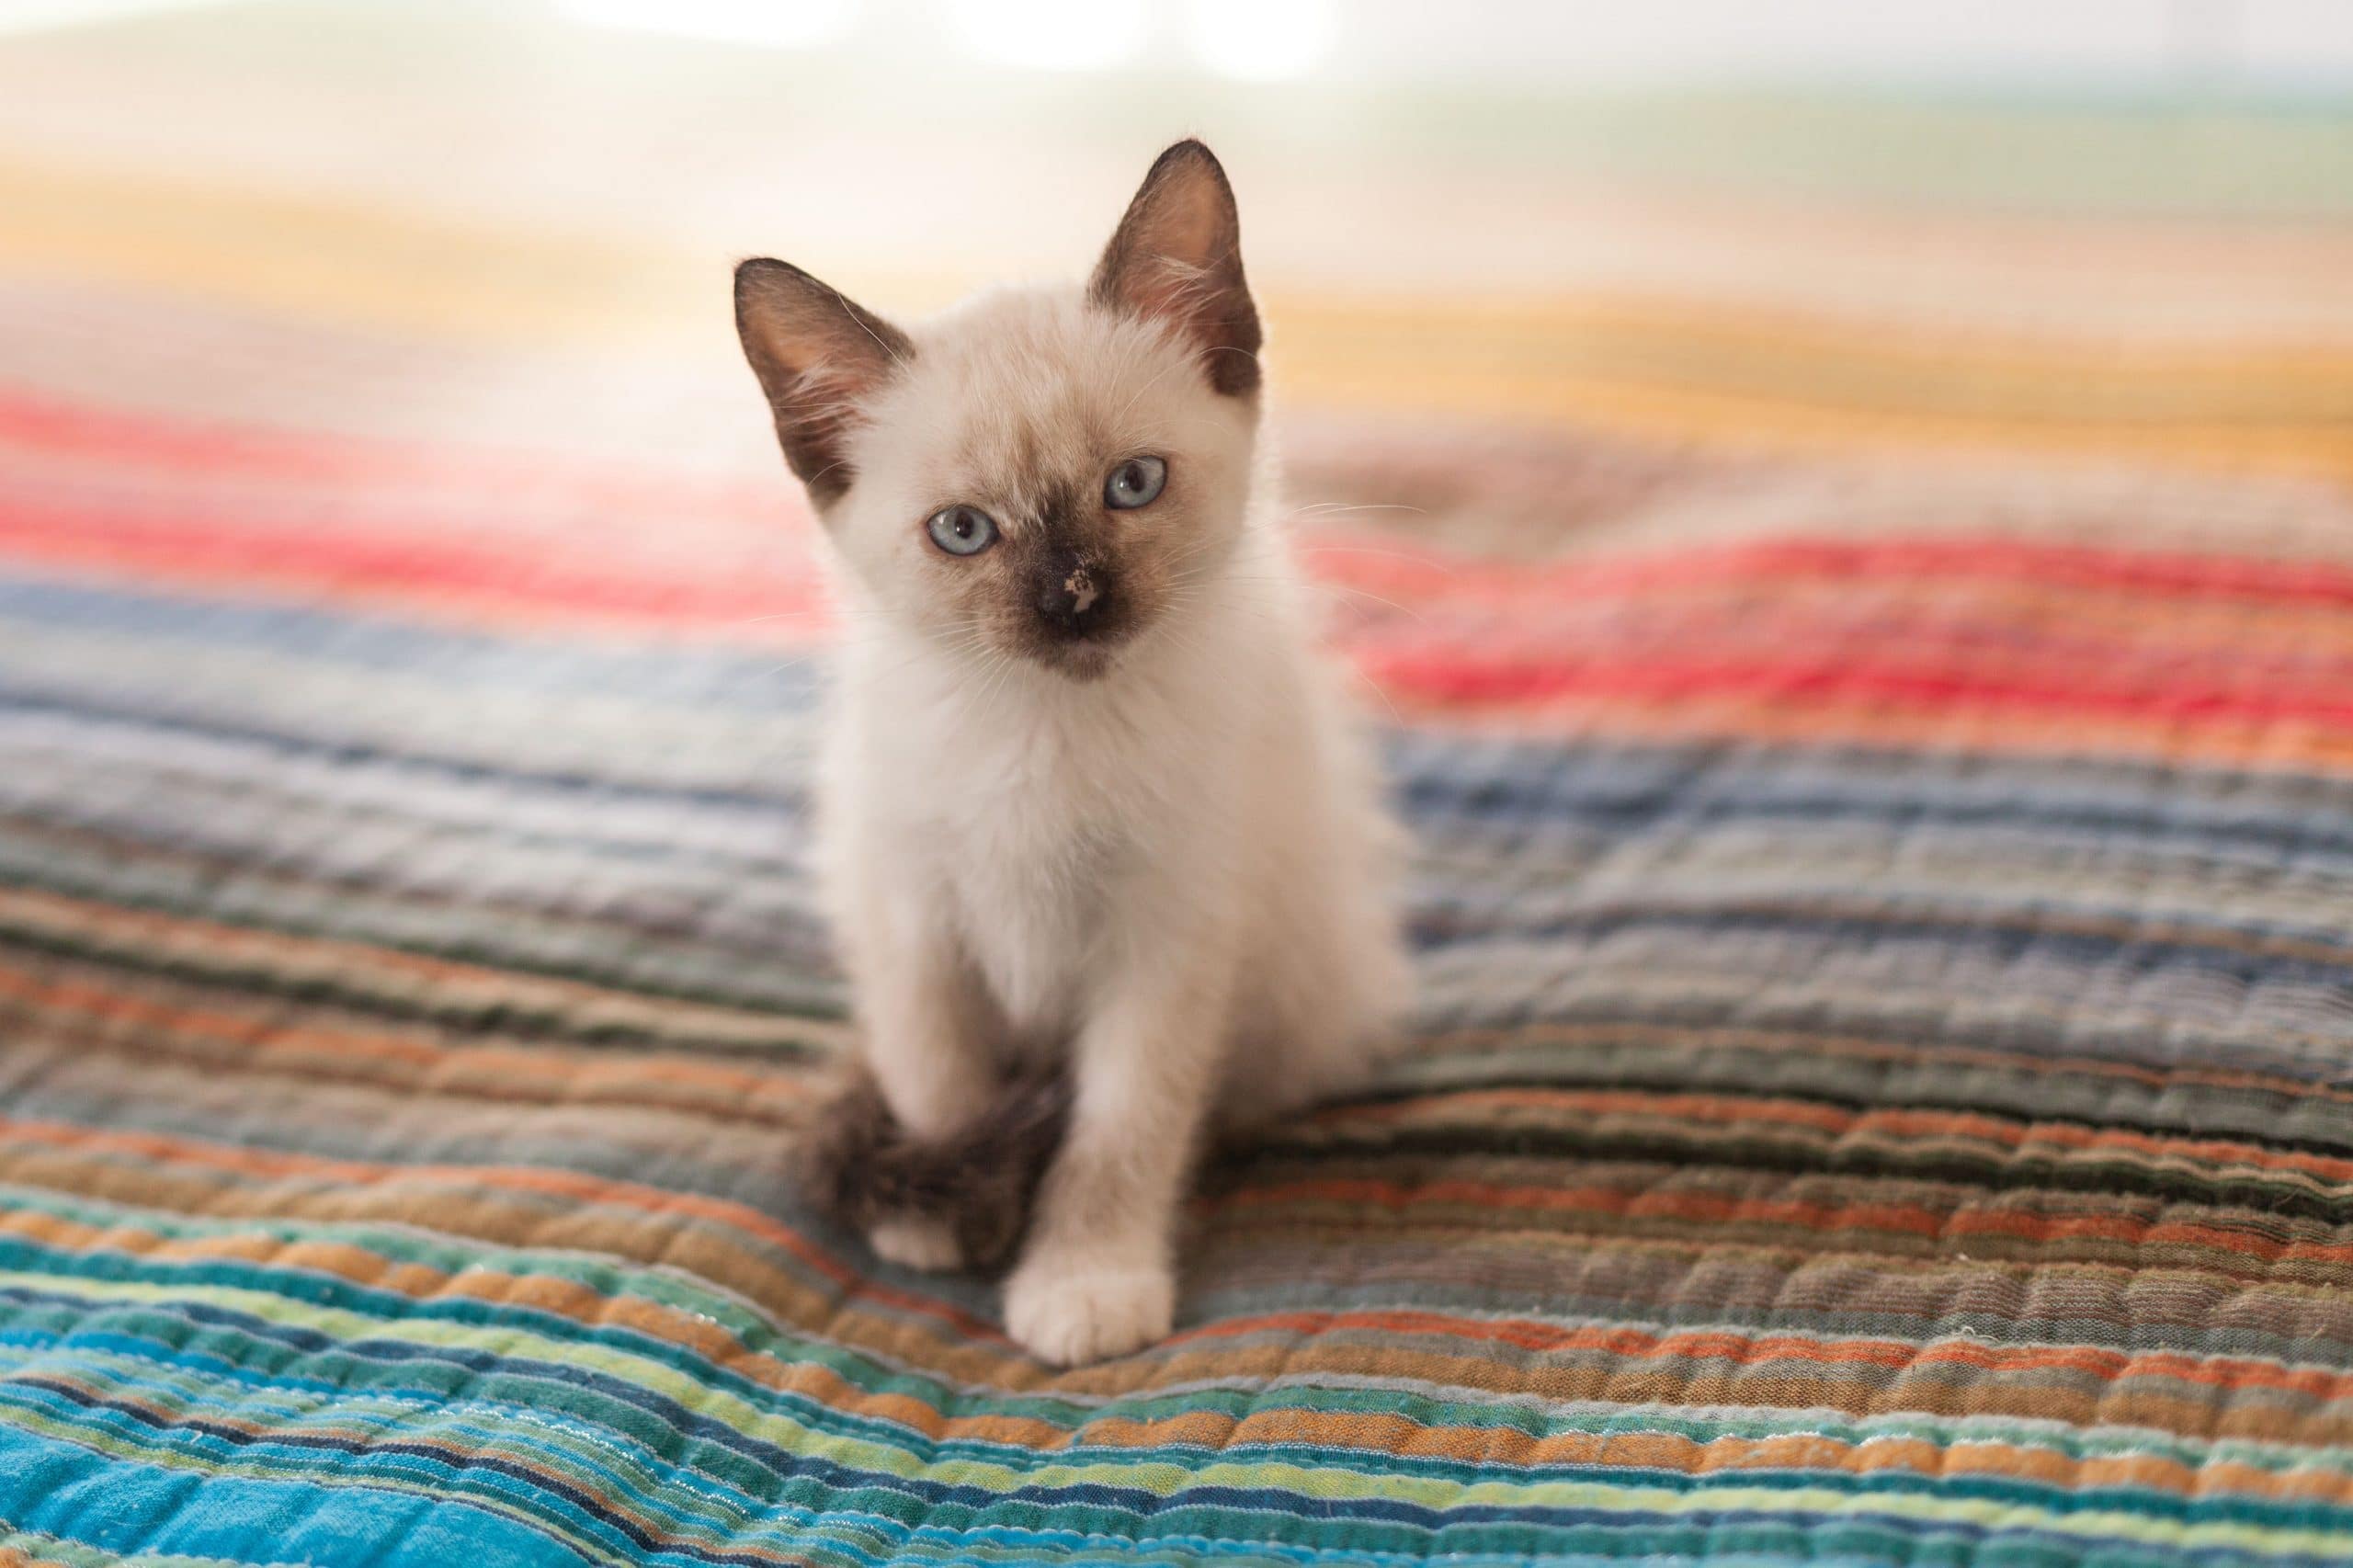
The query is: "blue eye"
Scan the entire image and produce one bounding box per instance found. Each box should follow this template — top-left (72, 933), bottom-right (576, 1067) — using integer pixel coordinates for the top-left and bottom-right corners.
top-left (926, 505), bottom-right (997, 556)
top-left (1104, 456), bottom-right (1166, 510)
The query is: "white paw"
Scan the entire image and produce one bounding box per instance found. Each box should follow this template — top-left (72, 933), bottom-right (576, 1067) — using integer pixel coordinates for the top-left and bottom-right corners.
top-left (1002, 1257), bottom-right (1174, 1366)
top-left (868, 1216), bottom-right (965, 1273)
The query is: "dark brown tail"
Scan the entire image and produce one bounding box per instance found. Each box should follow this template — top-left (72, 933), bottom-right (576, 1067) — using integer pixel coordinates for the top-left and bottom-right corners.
top-left (794, 1061), bottom-right (1072, 1276)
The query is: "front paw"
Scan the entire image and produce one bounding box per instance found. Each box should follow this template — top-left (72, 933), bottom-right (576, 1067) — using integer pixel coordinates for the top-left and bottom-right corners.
top-left (1002, 1256), bottom-right (1174, 1365)
top-left (868, 1216), bottom-right (965, 1273)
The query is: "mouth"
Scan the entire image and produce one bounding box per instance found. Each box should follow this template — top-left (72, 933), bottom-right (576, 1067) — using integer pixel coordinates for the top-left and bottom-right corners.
top-left (1011, 599), bottom-right (1135, 681)
top-left (1029, 635), bottom-right (1118, 681)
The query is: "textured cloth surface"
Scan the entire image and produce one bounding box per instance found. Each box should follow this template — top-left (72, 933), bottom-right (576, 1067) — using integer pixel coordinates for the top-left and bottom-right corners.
top-left (6, 17), bottom-right (2353, 1563)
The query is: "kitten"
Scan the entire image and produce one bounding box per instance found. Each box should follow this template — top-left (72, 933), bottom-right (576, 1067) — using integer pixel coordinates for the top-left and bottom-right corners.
top-left (736, 140), bottom-right (1409, 1365)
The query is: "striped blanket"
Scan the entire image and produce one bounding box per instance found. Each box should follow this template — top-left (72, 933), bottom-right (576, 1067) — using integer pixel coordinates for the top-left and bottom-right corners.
top-left (4, 46), bottom-right (2353, 1566)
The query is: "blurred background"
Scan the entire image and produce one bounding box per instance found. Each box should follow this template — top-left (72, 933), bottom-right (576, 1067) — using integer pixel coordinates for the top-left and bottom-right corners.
top-left (3, 1), bottom-right (2347, 554)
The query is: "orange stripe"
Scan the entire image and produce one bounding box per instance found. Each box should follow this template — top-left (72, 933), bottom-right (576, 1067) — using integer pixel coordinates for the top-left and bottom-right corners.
top-left (28, 1361), bottom-right (2353, 1505)
top-left (0, 884), bottom-right (840, 1053)
top-left (1381, 694), bottom-right (2353, 776)
top-left (1332, 1087), bottom-right (2353, 1187)
top-left (0, 958), bottom-right (820, 1119)
top-left (1220, 1176), bottom-right (2353, 1267)
top-left (0, 1114), bottom-right (999, 1343)
top-left (14, 1198), bottom-right (2352, 1455)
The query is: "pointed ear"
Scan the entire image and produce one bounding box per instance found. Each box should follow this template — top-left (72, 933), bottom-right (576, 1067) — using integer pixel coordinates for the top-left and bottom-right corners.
top-left (733, 258), bottom-right (914, 507)
top-left (1089, 140), bottom-right (1262, 397)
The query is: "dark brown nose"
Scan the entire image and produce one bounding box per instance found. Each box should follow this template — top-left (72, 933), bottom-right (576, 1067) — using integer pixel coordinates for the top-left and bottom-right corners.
top-left (1032, 547), bottom-right (1110, 632)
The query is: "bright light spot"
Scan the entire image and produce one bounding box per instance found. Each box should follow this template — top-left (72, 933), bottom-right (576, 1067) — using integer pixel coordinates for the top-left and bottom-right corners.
top-left (552, 0), bottom-right (856, 50)
top-left (946, 0), bottom-right (1148, 72)
top-left (1185, 0), bottom-right (1336, 80)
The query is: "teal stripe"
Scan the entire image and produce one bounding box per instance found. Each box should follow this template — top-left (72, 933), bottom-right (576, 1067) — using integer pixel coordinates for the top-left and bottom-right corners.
top-left (6, 1187), bottom-right (2352, 1483)
top-left (6, 1283), bottom-right (2351, 1540)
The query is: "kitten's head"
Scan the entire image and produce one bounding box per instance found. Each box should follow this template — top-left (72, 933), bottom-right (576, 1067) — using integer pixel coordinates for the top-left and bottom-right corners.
top-left (734, 140), bottom-right (1263, 680)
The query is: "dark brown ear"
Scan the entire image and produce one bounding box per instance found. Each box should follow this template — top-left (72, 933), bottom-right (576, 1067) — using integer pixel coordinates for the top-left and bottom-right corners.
top-left (734, 257), bottom-right (913, 508)
top-left (1089, 140), bottom-right (1262, 397)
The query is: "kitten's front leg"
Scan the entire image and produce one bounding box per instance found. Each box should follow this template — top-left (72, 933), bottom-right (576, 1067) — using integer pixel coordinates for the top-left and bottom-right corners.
top-left (1001, 938), bottom-right (1231, 1365)
top-left (844, 891), bottom-right (997, 1272)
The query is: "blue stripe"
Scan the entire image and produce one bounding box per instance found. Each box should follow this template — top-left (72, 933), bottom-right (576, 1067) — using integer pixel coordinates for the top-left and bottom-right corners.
top-left (3, 1279), bottom-right (2347, 1537)
top-left (0, 1422), bottom-right (601, 1568)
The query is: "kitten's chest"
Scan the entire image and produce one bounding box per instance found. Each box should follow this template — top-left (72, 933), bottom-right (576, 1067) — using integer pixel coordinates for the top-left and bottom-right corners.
top-left (926, 720), bottom-right (1153, 1036)
top-left (948, 823), bottom-right (1108, 1040)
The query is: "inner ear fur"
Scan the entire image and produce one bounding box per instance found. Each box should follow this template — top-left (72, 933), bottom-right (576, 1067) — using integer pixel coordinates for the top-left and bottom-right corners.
top-left (1089, 140), bottom-right (1262, 397)
top-left (734, 257), bottom-right (914, 507)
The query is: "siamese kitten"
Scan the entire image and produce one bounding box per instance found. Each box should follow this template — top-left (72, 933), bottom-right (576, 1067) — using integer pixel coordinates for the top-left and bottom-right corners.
top-left (736, 140), bottom-right (1408, 1365)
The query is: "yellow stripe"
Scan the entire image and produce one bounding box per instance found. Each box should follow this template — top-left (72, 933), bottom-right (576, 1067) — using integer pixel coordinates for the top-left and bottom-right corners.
top-left (1282, 362), bottom-right (2353, 483)
top-left (6, 154), bottom-right (2347, 481)
top-left (0, 154), bottom-right (693, 343)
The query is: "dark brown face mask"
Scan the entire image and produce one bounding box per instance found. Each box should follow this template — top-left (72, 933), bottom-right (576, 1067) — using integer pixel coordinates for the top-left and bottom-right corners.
top-left (998, 482), bottom-right (1141, 676)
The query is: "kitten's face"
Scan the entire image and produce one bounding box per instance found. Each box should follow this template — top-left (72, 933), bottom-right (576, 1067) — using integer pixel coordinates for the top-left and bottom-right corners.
top-left (736, 141), bottom-right (1263, 681)
top-left (832, 294), bottom-right (1255, 679)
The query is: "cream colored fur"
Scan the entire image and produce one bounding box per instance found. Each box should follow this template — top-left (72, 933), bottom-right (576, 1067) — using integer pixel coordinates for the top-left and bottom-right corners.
top-left (748, 145), bottom-right (1408, 1364)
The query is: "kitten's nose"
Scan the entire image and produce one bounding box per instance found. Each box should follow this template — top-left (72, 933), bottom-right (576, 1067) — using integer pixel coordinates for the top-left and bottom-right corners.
top-left (1032, 548), bottom-right (1108, 631)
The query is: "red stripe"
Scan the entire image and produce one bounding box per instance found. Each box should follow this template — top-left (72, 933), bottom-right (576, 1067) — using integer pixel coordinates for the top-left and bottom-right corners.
top-left (0, 499), bottom-right (833, 634)
top-left (12, 388), bottom-right (2353, 612)
top-left (11, 391), bottom-right (2353, 740)
top-left (0, 386), bottom-right (782, 518)
top-left (1220, 1176), bottom-right (2353, 1265)
top-left (16, 487), bottom-right (2353, 731)
top-left (1364, 645), bottom-right (2353, 729)
top-left (1307, 533), bottom-right (2353, 612)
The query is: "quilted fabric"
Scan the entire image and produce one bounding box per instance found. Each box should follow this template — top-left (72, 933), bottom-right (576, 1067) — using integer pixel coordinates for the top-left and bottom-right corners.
top-left (3, 31), bottom-right (2352, 1566)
